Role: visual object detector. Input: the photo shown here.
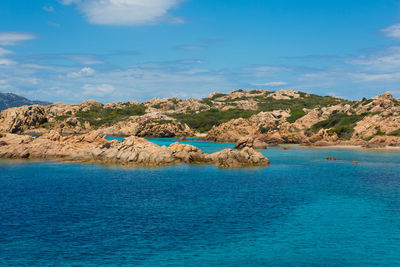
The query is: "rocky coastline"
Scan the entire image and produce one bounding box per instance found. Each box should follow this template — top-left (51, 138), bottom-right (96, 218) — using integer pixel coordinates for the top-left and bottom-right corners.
top-left (0, 89), bottom-right (399, 150)
top-left (0, 131), bottom-right (270, 168)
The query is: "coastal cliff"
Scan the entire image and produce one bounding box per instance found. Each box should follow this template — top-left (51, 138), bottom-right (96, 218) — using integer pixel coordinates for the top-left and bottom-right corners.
top-left (0, 89), bottom-right (399, 148)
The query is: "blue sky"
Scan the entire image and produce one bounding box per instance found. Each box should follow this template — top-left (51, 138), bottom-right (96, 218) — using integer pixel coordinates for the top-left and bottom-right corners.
top-left (1, 0), bottom-right (400, 103)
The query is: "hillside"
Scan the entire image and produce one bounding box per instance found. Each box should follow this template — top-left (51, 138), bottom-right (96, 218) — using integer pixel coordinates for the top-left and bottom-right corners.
top-left (0, 89), bottom-right (399, 148)
top-left (0, 93), bottom-right (51, 111)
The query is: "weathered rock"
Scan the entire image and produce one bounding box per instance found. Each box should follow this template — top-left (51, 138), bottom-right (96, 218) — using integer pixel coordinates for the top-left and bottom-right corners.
top-left (366, 136), bottom-right (400, 147)
top-left (0, 132), bottom-right (270, 168)
top-left (169, 143), bottom-right (212, 163)
top-left (96, 114), bottom-right (194, 138)
top-left (205, 110), bottom-right (290, 142)
top-left (234, 136), bottom-right (267, 150)
top-left (211, 147), bottom-right (270, 168)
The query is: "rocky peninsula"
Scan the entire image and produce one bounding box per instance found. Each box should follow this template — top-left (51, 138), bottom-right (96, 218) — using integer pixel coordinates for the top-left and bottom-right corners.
top-left (0, 131), bottom-right (270, 168)
top-left (0, 89), bottom-right (399, 150)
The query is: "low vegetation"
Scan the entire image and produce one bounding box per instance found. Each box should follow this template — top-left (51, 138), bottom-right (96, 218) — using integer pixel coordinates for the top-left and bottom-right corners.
top-left (388, 129), bottom-right (400, 137)
top-left (171, 108), bottom-right (257, 132)
top-left (75, 103), bottom-right (146, 127)
top-left (257, 94), bottom-right (352, 112)
top-left (311, 113), bottom-right (368, 139)
top-left (171, 93), bottom-right (352, 132)
top-left (287, 108), bottom-right (307, 123)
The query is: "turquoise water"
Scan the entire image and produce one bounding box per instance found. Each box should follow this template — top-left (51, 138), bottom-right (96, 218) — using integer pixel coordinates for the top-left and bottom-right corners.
top-left (1, 138), bottom-right (400, 266)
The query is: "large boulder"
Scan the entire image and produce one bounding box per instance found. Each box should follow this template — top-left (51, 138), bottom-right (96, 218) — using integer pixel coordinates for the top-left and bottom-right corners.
top-left (211, 147), bottom-right (270, 168)
top-left (234, 136), bottom-right (267, 150)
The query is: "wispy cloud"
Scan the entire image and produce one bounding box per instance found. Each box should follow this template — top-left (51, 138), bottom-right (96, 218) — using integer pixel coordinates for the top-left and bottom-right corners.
top-left (252, 82), bottom-right (288, 87)
top-left (62, 0), bottom-right (185, 26)
top-left (0, 59), bottom-right (16, 65)
top-left (67, 67), bottom-right (96, 78)
top-left (43, 5), bottom-right (55, 12)
top-left (0, 32), bottom-right (37, 46)
top-left (242, 65), bottom-right (291, 78)
top-left (23, 53), bottom-right (104, 65)
top-left (177, 45), bottom-right (206, 51)
top-left (0, 48), bottom-right (12, 57)
top-left (347, 46), bottom-right (400, 72)
top-left (381, 24), bottom-right (400, 39)
top-left (82, 84), bottom-right (115, 96)
top-left (47, 21), bottom-right (61, 27)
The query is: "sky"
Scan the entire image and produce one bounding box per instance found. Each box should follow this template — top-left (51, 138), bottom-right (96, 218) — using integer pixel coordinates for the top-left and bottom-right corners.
top-left (1, 0), bottom-right (400, 103)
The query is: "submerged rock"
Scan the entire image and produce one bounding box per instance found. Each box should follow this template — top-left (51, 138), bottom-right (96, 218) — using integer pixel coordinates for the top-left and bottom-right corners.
top-left (326, 157), bottom-right (339, 161)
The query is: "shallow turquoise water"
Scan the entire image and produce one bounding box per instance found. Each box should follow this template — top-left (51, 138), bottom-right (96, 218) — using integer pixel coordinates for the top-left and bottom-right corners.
top-left (1, 138), bottom-right (400, 266)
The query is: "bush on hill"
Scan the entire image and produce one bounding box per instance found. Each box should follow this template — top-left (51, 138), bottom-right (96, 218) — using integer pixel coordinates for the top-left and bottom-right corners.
top-left (75, 103), bottom-right (146, 127)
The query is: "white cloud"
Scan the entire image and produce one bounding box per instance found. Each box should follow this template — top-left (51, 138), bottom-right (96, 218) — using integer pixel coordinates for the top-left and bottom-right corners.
top-left (43, 5), bottom-right (55, 12)
top-left (252, 81), bottom-right (288, 86)
top-left (347, 46), bottom-right (400, 72)
top-left (0, 48), bottom-right (12, 57)
top-left (67, 67), bottom-right (96, 78)
top-left (351, 72), bottom-right (400, 82)
top-left (47, 21), bottom-right (61, 27)
top-left (62, 0), bottom-right (184, 26)
top-left (82, 84), bottom-right (115, 96)
top-left (381, 24), bottom-right (400, 39)
top-left (0, 32), bottom-right (37, 46)
top-left (243, 66), bottom-right (291, 78)
top-left (0, 59), bottom-right (16, 65)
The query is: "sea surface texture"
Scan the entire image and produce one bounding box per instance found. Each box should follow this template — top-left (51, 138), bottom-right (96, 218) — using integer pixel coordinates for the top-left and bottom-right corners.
top-left (1, 138), bottom-right (400, 266)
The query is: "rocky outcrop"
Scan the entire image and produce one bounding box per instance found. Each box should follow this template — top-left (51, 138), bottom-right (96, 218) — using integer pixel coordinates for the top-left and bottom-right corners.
top-left (0, 131), bottom-right (270, 168)
top-left (269, 89), bottom-right (303, 100)
top-left (0, 105), bottom-right (48, 133)
top-left (1, 90), bottom-right (399, 148)
top-left (205, 110), bottom-right (290, 142)
top-left (210, 147), bottom-right (270, 168)
top-left (365, 135), bottom-right (400, 147)
top-left (96, 113), bottom-right (194, 138)
top-left (169, 142), bottom-right (212, 163)
top-left (234, 136), bottom-right (267, 150)
top-left (292, 104), bottom-right (352, 130)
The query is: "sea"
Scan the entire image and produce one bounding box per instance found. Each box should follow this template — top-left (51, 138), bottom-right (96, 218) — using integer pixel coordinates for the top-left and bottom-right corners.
top-left (0, 138), bottom-right (399, 266)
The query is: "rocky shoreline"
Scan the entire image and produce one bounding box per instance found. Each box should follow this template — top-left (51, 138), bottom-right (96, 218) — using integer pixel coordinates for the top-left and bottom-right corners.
top-left (0, 89), bottom-right (399, 150)
top-left (0, 131), bottom-right (270, 168)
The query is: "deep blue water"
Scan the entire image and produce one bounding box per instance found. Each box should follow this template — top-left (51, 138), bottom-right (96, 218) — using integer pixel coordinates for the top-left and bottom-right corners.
top-left (1, 138), bottom-right (400, 266)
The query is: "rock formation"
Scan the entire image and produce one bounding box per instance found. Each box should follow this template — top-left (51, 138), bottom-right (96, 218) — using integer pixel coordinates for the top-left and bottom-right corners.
top-left (0, 89), bottom-right (399, 148)
top-left (0, 131), bottom-right (270, 168)
top-left (234, 136), bottom-right (267, 150)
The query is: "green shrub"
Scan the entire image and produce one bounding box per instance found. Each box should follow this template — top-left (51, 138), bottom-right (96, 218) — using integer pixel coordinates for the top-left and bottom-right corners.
top-left (257, 94), bottom-right (352, 113)
top-left (201, 98), bottom-right (213, 106)
top-left (259, 125), bottom-right (271, 133)
top-left (172, 108), bottom-right (257, 133)
top-left (151, 119), bottom-right (173, 125)
top-left (287, 108), bottom-right (306, 123)
top-left (39, 121), bottom-right (55, 129)
top-left (210, 93), bottom-right (226, 100)
top-left (375, 127), bottom-right (386, 136)
top-left (328, 125), bottom-right (355, 140)
top-left (310, 113), bottom-right (367, 132)
top-left (310, 113), bottom-right (368, 139)
top-left (388, 129), bottom-right (400, 137)
top-left (55, 115), bottom-right (70, 121)
top-left (75, 103), bottom-right (146, 127)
